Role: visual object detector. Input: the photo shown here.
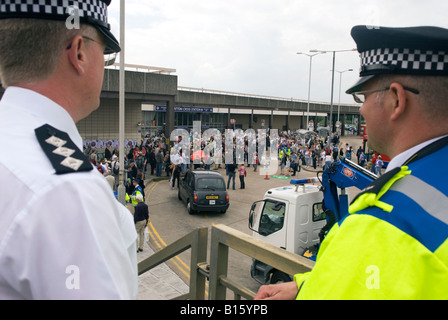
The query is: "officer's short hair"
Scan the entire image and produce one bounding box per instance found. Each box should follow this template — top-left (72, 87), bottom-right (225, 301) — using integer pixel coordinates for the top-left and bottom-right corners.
top-left (0, 19), bottom-right (97, 87)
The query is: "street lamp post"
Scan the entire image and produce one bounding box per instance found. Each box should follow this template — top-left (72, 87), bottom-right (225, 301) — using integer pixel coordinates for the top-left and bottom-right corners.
top-left (296, 52), bottom-right (325, 130)
top-left (310, 48), bottom-right (356, 134)
top-left (118, 0), bottom-right (126, 205)
top-left (335, 69), bottom-right (353, 124)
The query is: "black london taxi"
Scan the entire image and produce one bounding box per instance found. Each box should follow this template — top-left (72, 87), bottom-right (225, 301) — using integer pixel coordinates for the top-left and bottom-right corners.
top-left (178, 170), bottom-right (229, 214)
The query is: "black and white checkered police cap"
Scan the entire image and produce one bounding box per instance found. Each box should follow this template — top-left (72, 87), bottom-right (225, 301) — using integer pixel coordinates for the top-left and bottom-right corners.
top-left (0, 0), bottom-right (120, 54)
top-left (346, 25), bottom-right (448, 94)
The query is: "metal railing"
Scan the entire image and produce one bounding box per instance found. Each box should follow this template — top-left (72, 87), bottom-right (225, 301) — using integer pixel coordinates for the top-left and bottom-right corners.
top-left (138, 224), bottom-right (315, 300)
top-left (178, 86), bottom-right (361, 108)
top-left (138, 227), bottom-right (208, 300)
top-left (107, 63), bottom-right (177, 74)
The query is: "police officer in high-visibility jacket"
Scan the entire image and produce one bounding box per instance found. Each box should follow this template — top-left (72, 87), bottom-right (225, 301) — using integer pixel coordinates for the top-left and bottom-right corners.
top-left (131, 179), bottom-right (145, 207)
top-left (255, 25), bottom-right (448, 300)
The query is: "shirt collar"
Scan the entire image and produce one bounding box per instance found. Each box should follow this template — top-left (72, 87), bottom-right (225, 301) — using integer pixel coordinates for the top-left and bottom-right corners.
top-left (1, 86), bottom-right (83, 149)
top-left (386, 135), bottom-right (448, 172)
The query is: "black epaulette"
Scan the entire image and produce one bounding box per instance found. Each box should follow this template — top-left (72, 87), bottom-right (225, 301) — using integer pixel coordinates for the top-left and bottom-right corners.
top-left (35, 124), bottom-right (93, 175)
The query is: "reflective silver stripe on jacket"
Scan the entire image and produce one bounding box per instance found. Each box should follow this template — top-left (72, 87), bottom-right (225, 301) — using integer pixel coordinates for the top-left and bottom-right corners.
top-left (390, 175), bottom-right (448, 224)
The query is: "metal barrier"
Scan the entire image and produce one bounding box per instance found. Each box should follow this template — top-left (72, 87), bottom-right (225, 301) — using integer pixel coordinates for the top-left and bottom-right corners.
top-left (138, 227), bottom-right (208, 300)
top-left (138, 224), bottom-right (315, 300)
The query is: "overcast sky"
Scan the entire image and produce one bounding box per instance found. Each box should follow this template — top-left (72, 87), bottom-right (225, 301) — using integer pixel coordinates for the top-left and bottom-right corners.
top-left (107, 0), bottom-right (448, 104)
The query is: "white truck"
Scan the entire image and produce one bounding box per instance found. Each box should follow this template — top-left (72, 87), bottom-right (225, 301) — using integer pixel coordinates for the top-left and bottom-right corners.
top-left (249, 158), bottom-right (377, 284)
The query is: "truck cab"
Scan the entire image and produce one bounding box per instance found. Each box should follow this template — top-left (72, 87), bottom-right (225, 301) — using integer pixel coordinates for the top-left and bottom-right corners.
top-left (249, 182), bottom-right (327, 284)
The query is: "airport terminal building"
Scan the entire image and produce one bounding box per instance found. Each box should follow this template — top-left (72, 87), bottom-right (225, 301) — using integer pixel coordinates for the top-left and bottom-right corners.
top-left (2, 64), bottom-right (362, 145)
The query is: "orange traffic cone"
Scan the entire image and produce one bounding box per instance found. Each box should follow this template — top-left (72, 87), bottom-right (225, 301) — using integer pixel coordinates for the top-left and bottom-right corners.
top-left (264, 172), bottom-right (269, 180)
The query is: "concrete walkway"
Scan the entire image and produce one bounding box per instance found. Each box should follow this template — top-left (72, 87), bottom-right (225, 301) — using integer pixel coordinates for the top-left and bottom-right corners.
top-left (137, 240), bottom-right (189, 300)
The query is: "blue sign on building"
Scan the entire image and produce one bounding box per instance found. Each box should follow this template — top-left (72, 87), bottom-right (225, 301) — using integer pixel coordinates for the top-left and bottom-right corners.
top-left (155, 105), bottom-right (213, 113)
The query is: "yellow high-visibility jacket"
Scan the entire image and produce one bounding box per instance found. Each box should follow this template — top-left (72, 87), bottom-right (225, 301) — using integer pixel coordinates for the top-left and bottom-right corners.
top-left (295, 140), bottom-right (448, 299)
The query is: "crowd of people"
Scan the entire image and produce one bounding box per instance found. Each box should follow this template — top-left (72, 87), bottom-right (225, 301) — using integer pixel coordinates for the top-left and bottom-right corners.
top-left (83, 128), bottom-right (380, 196)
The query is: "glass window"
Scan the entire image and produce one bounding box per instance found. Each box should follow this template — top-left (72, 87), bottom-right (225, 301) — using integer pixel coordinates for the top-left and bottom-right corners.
top-left (175, 112), bottom-right (194, 128)
top-left (188, 174), bottom-right (194, 188)
top-left (184, 172), bottom-right (192, 187)
top-left (258, 200), bottom-right (286, 236)
top-left (212, 113), bottom-right (227, 131)
top-left (197, 178), bottom-right (225, 190)
top-left (313, 203), bottom-right (326, 222)
top-left (202, 113), bottom-right (210, 124)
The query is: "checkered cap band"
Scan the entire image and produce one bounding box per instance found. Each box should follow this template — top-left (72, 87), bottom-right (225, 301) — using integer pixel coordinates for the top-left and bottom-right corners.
top-left (360, 48), bottom-right (448, 75)
top-left (0, 0), bottom-right (108, 25)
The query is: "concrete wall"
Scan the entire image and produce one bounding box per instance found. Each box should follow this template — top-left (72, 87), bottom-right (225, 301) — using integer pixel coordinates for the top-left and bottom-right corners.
top-left (289, 115), bottom-right (302, 131)
top-left (76, 98), bottom-right (142, 141)
top-left (75, 69), bottom-right (179, 142)
top-left (102, 69), bottom-right (178, 96)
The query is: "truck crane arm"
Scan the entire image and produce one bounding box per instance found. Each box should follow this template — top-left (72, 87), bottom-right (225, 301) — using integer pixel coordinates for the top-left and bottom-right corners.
top-left (291, 158), bottom-right (377, 239)
top-left (320, 158), bottom-right (377, 221)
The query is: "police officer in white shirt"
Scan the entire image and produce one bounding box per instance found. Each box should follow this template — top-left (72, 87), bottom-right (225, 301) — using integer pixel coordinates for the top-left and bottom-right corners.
top-left (0, 1), bottom-right (138, 299)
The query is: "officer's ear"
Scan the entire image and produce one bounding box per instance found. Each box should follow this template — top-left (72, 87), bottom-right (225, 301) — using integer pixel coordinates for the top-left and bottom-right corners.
top-left (66, 35), bottom-right (87, 75)
top-left (388, 82), bottom-right (408, 122)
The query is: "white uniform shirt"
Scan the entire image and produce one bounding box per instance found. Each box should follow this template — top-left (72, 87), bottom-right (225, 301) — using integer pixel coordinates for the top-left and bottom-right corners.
top-left (0, 87), bottom-right (138, 299)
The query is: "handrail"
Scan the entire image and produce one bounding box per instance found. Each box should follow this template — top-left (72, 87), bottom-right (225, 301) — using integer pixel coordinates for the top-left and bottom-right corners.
top-left (138, 227), bottom-right (208, 300)
top-left (209, 224), bottom-right (314, 300)
top-left (178, 86), bottom-right (361, 108)
top-left (138, 224), bottom-right (315, 300)
top-left (107, 63), bottom-right (177, 74)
